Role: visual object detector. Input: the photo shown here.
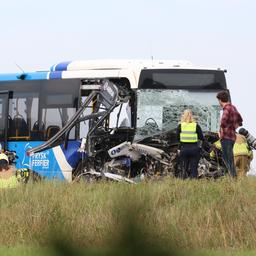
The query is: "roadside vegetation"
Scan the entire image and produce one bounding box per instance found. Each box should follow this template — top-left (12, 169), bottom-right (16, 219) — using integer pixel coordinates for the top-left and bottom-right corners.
top-left (1, 177), bottom-right (256, 255)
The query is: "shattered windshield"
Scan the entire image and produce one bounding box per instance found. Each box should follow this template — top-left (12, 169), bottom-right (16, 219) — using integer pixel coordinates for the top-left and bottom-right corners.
top-left (135, 89), bottom-right (221, 140)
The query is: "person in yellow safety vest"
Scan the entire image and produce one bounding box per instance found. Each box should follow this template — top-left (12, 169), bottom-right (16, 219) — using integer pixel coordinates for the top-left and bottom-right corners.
top-left (177, 109), bottom-right (204, 179)
top-left (210, 133), bottom-right (253, 177)
top-left (0, 152), bottom-right (19, 189)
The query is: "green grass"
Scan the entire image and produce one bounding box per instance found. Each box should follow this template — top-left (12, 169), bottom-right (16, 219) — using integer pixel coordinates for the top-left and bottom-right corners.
top-left (0, 247), bottom-right (255, 256)
top-left (1, 177), bottom-right (256, 254)
top-left (0, 248), bottom-right (255, 256)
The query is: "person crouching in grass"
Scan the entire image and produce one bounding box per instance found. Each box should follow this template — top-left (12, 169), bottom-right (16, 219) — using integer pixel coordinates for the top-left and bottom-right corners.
top-left (0, 152), bottom-right (18, 188)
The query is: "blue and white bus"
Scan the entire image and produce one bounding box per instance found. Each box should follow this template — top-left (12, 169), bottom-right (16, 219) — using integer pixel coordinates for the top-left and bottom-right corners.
top-left (0, 60), bottom-right (228, 181)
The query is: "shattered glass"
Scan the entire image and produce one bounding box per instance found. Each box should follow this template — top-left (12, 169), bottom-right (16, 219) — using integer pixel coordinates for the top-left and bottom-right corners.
top-left (135, 89), bottom-right (221, 140)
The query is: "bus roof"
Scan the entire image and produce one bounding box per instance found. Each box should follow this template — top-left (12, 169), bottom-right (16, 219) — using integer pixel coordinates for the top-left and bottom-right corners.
top-left (0, 59), bottom-right (227, 89)
top-left (50, 59), bottom-right (225, 72)
top-left (50, 59), bottom-right (194, 71)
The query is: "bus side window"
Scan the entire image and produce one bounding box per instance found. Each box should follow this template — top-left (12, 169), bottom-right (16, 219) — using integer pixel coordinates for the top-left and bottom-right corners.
top-left (46, 125), bottom-right (60, 140)
top-left (31, 121), bottom-right (45, 140)
top-left (12, 114), bottom-right (29, 137)
top-left (8, 93), bottom-right (39, 140)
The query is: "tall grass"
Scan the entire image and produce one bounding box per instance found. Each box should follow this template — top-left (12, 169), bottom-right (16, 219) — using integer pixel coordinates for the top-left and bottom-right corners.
top-left (1, 177), bottom-right (256, 252)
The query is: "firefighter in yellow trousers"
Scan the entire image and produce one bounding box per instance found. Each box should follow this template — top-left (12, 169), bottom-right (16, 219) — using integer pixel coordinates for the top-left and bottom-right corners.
top-left (210, 133), bottom-right (253, 177)
top-left (233, 134), bottom-right (253, 176)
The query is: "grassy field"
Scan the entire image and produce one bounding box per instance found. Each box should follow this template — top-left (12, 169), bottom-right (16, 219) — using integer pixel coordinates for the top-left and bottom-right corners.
top-left (0, 247), bottom-right (255, 256)
top-left (1, 177), bottom-right (256, 255)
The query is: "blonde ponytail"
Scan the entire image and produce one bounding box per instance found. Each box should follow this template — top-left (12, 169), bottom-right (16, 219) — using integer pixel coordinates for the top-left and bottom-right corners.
top-left (180, 109), bottom-right (195, 123)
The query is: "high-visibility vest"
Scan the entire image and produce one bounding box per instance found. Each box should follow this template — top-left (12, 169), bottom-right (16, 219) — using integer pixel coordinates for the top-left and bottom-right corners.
top-left (214, 140), bottom-right (221, 149)
top-left (210, 140), bottom-right (251, 158)
top-left (233, 143), bottom-right (250, 157)
top-left (0, 153), bottom-right (9, 163)
top-left (210, 140), bottom-right (221, 158)
top-left (180, 122), bottom-right (198, 143)
top-left (0, 175), bottom-right (19, 189)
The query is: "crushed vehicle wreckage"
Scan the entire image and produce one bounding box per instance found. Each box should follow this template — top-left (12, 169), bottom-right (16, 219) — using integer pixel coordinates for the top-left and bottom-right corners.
top-left (25, 79), bottom-right (254, 183)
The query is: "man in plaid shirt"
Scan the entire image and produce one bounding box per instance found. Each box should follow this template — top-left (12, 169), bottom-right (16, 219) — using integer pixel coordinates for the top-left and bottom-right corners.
top-left (217, 90), bottom-right (243, 178)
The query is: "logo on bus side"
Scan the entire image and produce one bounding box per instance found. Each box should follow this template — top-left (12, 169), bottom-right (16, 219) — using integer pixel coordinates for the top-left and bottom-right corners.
top-left (31, 151), bottom-right (50, 169)
top-left (21, 143), bottom-right (50, 169)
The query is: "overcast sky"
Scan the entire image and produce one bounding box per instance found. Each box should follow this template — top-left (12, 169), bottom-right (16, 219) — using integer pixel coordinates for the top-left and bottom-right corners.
top-left (1, 0), bottom-right (256, 166)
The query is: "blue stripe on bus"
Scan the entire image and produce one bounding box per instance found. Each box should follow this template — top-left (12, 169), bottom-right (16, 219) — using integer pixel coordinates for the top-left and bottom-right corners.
top-left (0, 73), bottom-right (20, 81)
top-left (49, 71), bottom-right (62, 79)
top-left (53, 61), bottom-right (71, 71)
top-left (23, 72), bottom-right (49, 80)
top-left (0, 72), bottom-right (49, 81)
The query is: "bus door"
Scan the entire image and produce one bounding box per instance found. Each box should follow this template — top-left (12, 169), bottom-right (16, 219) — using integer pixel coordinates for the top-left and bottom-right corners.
top-left (0, 91), bottom-right (10, 150)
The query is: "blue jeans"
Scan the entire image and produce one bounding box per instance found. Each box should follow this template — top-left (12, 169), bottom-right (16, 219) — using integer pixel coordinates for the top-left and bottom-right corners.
top-left (221, 139), bottom-right (237, 177)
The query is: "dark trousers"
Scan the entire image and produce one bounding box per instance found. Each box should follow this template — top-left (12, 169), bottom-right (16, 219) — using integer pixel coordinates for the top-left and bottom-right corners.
top-left (221, 139), bottom-right (236, 178)
top-left (180, 145), bottom-right (200, 179)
